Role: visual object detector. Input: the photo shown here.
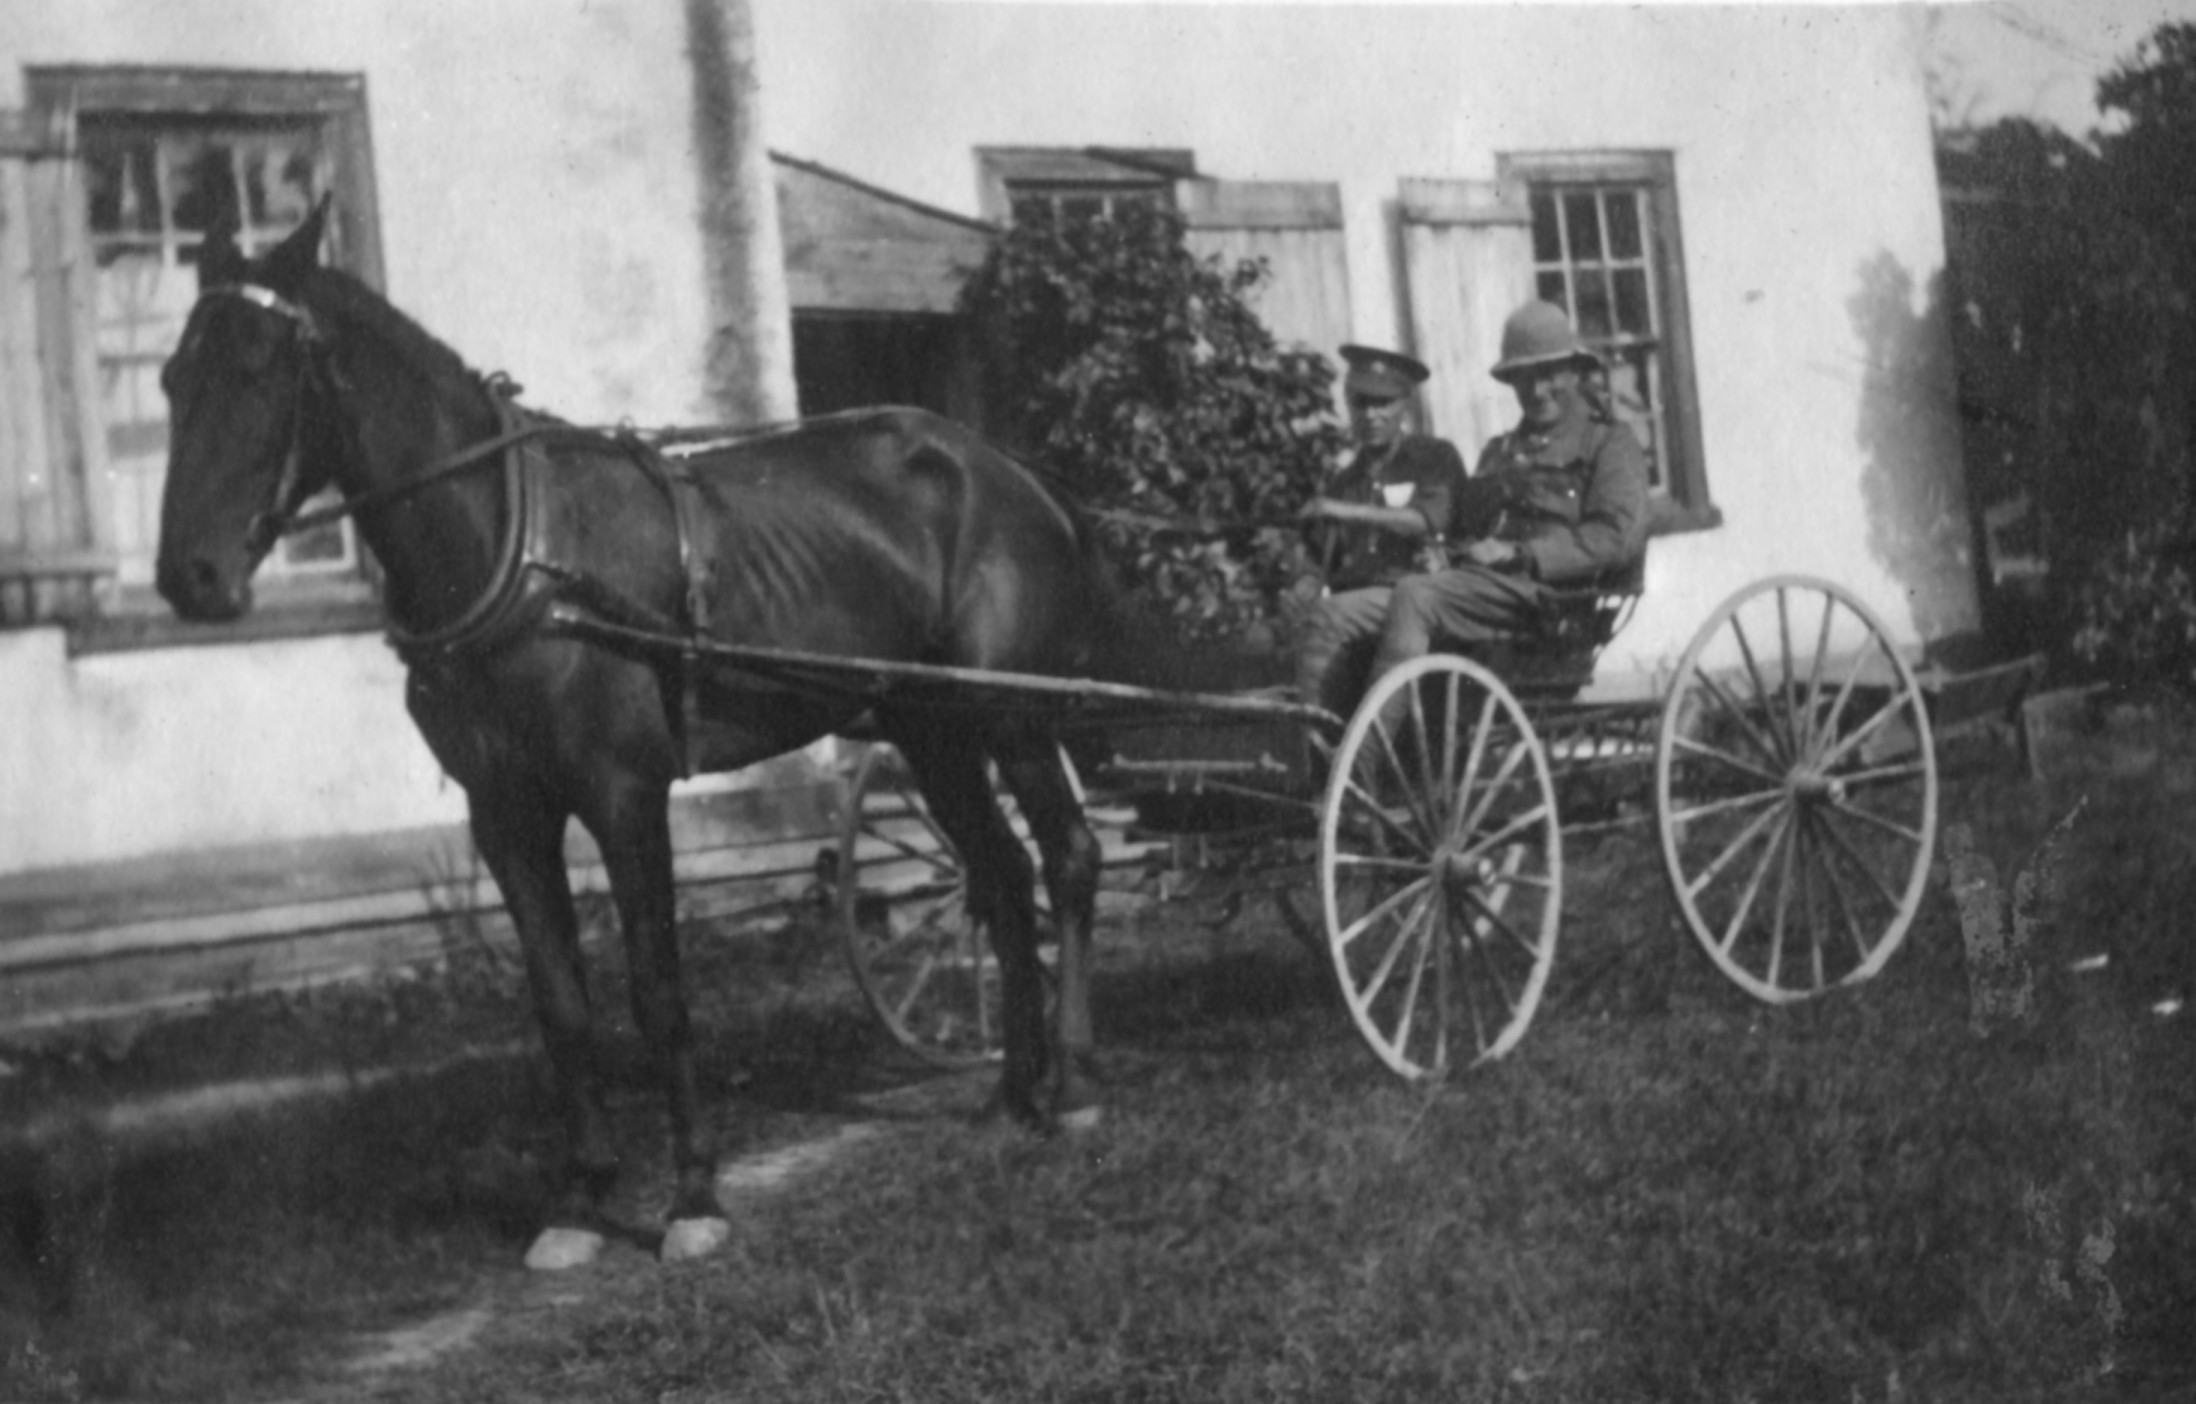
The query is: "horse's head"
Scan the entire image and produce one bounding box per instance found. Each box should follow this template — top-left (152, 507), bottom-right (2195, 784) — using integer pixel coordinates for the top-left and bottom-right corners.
top-left (155, 199), bottom-right (337, 621)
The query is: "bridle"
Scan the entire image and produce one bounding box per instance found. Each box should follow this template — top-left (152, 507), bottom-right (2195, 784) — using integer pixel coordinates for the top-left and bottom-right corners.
top-left (194, 282), bottom-right (330, 562)
top-left (194, 281), bottom-right (547, 560)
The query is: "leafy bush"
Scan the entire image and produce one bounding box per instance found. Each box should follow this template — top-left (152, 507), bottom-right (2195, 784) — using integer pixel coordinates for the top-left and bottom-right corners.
top-left (959, 201), bottom-right (1346, 646)
top-left (2071, 530), bottom-right (2196, 695)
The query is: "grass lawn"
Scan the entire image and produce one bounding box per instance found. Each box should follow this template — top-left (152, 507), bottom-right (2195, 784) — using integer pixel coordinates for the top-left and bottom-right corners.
top-left (2, 713), bottom-right (2193, 1402)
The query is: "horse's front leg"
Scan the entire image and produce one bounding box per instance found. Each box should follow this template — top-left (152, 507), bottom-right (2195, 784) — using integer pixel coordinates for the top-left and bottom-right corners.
top-left (583, 779), bottom-right (726, 1261)
top-left (467, 784), bottom-right (619, 1269)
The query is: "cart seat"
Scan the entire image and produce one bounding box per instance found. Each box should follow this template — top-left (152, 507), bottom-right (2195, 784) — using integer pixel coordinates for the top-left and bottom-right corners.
top-left (1451, 554), bottom-right (1645, 700)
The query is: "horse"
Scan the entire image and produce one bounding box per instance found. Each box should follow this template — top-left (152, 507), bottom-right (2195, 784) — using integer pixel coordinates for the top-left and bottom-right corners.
top-left (153, 201), bottom-right (1110, 1267)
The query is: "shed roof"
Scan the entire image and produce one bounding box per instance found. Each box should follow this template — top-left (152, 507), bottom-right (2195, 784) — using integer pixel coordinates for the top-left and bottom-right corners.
top-left (772, 150), bottom-right (996, 315)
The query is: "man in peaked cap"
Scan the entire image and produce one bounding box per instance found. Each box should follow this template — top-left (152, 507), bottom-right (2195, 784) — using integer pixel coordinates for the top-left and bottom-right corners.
top-left (1294, 304), bottom-right (1649, 727)
top-left (1290, 344), bottom-right (1470, 721)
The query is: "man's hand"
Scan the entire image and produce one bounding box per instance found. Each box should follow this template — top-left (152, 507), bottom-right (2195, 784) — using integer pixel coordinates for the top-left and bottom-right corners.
top-left (1462, 538), bottom-right (1522, 568)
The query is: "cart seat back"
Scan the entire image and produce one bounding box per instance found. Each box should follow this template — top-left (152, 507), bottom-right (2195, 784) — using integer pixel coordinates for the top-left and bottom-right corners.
top-left (1463, 551), bottom-right (1646, 700)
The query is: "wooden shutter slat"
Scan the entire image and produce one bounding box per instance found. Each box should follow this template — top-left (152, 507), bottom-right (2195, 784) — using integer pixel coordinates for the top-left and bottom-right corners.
top-left (1401, 178), bottom-right (1534, 452)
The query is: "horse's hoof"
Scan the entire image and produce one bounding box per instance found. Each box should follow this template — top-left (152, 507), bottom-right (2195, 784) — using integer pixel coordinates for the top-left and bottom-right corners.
top-left (1055, 1103), bottom-right (1104, 1134)
top-left (524, 1226), bottom-right (606, 1271)
top-left (660, 1216), bottom-right (733, 1263)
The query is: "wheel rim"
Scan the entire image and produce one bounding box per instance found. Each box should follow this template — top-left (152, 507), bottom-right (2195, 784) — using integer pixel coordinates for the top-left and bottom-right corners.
top-left (1319, 656), bottom-right (1562, 1079)
top-left (1654, 576), bottom-right (1939, 1003)
top-left (834, 746), bottom-right (1052, 1068)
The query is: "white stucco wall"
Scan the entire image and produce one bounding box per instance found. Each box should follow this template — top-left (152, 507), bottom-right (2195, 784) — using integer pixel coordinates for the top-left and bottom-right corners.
top-left (0, 0), bottom-right (716, 426)
top-left (0, 629), bottom-right (466, 873)
top-left (752, 0), bottom-right (1980, 682)
top-left (0, 0), bottom-right (1980, 877)
top-left (0, 2), bottom-right (756, 877)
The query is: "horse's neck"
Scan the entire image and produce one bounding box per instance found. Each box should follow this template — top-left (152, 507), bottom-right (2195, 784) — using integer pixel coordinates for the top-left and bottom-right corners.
top-left (328, 339), bottom-right (509, 635)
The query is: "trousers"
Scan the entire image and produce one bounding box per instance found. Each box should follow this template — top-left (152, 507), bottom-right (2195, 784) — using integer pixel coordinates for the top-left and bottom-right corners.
top-left (1293, 566), bottom-right (1547, 722)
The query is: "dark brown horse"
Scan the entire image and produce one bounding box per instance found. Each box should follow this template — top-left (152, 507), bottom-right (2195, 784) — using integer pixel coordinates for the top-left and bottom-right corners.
top-left (155, 203), bottom-right (1107, 1266)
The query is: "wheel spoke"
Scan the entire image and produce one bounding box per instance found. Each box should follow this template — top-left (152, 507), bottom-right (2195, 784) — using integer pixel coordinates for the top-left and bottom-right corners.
top-left (1797, 589), bottom-right (1838, 757)
top-left (1808, 810), bottom-right (1877, 965)
top-left (1695, 667), bottom-right (1787, 771)
top-left (1355, 883), bottom-right (1437, 1008)
top-left (1809, 801), bottom-right (1911, 914)
top-left (1814, 687), bottom-right (1920, 773)
top-left (1822, 788), bottom-right (1927, 846)
top-left (1461, 885), bottom-right (1545, 964)
top-left (1716, 809), bottom-right (1793, 957)
top-left (1385, 901), bottom-right (1437, 1052)
top-left (1672, 733), bottom-right (1788, 789)
top-left (1685, 794), bottom-right (1788, 899)
top-left (1454, 800), bottom-right (1554, 866)
top-left (1337, 872), bottom-right (1433, 951)
top-left (1455, 734), bottom-right (1532, 847)
top-left (1730, 611), bottom-right (1795, 763)
top-left (1667, 783), bottom-right (1789, 826)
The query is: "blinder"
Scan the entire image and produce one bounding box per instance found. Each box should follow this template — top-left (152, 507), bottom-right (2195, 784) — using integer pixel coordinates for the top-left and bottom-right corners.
top-left (194, 281), bottom-right (334, 561)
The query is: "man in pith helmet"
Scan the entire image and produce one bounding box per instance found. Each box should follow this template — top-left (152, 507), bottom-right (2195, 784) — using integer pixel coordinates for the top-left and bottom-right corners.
top-left (1346, 300), bottom-right (1649, 702)
top-left (1291, 343), bottom-right (1470, 720)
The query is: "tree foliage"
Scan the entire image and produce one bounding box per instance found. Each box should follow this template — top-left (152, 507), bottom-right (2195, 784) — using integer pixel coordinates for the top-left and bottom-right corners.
top-left (959, 201), bottom-right (1346, 645)
top-left (1938, 22), bottom-right (2196, 690)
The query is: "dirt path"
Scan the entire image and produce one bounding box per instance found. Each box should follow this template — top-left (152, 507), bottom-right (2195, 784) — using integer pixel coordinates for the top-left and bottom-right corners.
top-left (325, 1067), bottom-right (990, 1397)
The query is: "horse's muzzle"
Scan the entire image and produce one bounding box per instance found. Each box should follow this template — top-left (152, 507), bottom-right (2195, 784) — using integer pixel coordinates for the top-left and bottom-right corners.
top-left (156, 552), bottom-right (254, 622)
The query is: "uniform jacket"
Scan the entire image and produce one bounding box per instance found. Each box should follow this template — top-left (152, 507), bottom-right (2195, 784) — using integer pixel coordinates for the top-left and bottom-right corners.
top-left (1470, 401), bottom-right (1649, 586)
top-left (1318, 433), bottom-right (1468, 591)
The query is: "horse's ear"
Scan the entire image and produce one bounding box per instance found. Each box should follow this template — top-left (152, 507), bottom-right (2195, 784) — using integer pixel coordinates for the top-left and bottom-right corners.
top-left (261, 195), bottom-right (333, 290)
top-left (198, 215), bottom-right (246, 289)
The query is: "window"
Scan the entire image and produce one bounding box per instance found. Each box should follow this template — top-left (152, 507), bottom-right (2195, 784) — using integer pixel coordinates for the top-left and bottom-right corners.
top-left (1500, 151), bottom-right (1712, 525)
top-left (976, 147), bottom-right (1194, 225)
top-left (27, 67), bottom-right (384, 614)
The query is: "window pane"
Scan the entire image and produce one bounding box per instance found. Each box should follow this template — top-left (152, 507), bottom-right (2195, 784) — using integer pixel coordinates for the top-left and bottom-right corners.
top-left (1535, 269), bottom-right (1569, 308)
top-left (1606, 190), bottom-right (1643, 260)
top-left (1563, 191), bottom-right (1602, 262)
top-left (1530, 189), bottom-right (1562, 263)
top-left (84, 137), bottom-right (162, 237)
top-left (241, 135), bottom-right (321, 233)
top-left (165, 136), bottom-right (241, 259)
top-left (1574, 271), bottom-right (1614, 338)
top-left (1613, 267), bottom-right (1652, 335)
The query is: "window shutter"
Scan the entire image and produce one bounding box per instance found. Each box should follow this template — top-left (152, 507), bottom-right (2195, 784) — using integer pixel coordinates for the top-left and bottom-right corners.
top-left (1399, 178), bottom-right (1535, 454)
top-left (1176, 179), bottom-right (1353, 360)
top-left (0, 113), bottom-right (113, 626)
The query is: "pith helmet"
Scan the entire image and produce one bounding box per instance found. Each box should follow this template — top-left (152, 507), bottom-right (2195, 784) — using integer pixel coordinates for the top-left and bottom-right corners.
top-left (1490, 300), bottom-right (1600, 382)
top-left (1339, 343), bottom-right (1431, 401)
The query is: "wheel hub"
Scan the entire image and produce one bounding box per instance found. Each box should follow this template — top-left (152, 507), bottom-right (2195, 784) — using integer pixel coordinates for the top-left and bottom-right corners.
top-left (1786, 767), bottom-right (1845, 805)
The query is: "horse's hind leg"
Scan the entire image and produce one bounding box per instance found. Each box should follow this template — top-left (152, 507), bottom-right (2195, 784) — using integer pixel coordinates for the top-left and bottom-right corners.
top-left (888, 726), bottom-right (1050, 1125)
top-left (996, 737), bottom-right (1103, 1126)
top-left (468, 782), bottom-right (618, 1264)
top-left (579, 774), bottom-right (726, 1258)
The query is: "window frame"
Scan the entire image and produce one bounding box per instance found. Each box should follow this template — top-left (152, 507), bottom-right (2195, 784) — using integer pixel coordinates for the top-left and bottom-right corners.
top-left (975, 146), bottom-right (1195, 226)
top-left (26, 65), bottom-right (388, 649)
top-left (1498, 149), bottom-right (1717, 535)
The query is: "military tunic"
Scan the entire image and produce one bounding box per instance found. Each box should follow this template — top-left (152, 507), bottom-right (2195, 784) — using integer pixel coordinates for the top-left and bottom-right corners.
top-left (1315, 434), bottom-right (1468, 591)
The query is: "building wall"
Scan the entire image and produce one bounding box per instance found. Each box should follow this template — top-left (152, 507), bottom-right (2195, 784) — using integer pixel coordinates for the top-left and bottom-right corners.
top-left (0, 0), bottom-right (795, 878)
top-left (0, 0), bottom-right (718, 428)
top-left (752, 1), bottom-right (1980, 682)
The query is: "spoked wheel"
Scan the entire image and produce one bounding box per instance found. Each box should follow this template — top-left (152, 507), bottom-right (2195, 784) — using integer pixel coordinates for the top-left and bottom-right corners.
top-left (1319, 656), bottom-right (1563, 1079)
top-left (1654, 576), bottom-right (1938, 1003)
top-left (832, 744), bottom-right (1057, 1068)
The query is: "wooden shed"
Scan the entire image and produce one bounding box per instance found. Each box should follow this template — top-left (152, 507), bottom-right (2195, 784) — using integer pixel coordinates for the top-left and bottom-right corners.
top-left (774, 151), bottom-right (993, 422)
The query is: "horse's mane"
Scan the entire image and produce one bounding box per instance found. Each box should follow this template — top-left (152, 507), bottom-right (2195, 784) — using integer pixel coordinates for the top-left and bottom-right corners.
top-left (294, 261), bottom-right (491, 398)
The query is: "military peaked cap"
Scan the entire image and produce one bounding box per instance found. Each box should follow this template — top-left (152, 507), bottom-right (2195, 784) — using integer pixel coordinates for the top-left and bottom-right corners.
top-left (1339, 344), bottom-right (1431, 401)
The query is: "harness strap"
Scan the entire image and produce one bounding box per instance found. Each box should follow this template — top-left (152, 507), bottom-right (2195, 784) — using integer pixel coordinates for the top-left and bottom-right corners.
top-left (612, 435), bottom-right (718, 779)
top-left (387, 395), bottom-right (543, 660)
